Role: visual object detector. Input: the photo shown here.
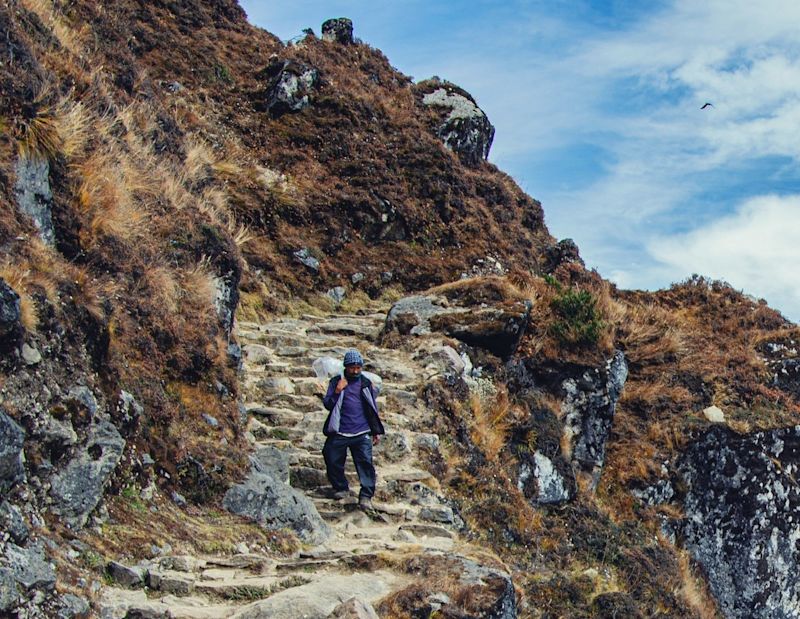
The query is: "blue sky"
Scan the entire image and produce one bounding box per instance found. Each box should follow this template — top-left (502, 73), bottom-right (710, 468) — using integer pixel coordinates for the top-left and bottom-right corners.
top-left (240, 1), bottom-right (800, 321)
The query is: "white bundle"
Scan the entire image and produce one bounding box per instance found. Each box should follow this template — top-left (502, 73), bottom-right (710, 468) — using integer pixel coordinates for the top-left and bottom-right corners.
top-left (312, 356), bottom-right (383, 395)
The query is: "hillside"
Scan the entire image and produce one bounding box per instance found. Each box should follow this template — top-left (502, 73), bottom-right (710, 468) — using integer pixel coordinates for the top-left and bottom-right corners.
top-left (3, 1), bottom-right (800, 617)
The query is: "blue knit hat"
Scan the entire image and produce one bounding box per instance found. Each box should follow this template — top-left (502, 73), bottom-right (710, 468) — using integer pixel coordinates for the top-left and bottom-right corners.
top-left (343, 349), bottom-right (363, 366)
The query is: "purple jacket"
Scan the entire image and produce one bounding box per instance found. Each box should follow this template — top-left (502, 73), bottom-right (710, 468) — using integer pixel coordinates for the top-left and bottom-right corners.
top-left (322, 375), bottom-right (385, 437)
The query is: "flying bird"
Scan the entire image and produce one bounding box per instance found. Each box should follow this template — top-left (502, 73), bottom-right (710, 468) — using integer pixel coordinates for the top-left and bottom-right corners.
top-left (701, 102), bottom-right (714, 109)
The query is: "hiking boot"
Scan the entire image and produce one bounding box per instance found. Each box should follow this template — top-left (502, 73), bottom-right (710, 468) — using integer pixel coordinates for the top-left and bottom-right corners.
top-left (358, 497), bottom-right (373, 510)
top-left (331, 489), bottom-right (351, 500)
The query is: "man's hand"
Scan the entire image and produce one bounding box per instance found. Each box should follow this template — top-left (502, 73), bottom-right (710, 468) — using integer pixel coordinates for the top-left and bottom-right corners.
top-left (334, 377), bottom-right (348, 394)
top-left (372, 435), bottom-right (381, 446)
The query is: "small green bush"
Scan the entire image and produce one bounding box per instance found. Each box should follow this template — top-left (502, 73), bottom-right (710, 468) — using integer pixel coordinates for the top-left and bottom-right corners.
top-left (549, 287), bottom-right (604, 347)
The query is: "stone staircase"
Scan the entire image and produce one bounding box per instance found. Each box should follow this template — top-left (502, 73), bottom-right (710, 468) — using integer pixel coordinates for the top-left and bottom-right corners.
top-left (99, 311), bottom-right (478, 618)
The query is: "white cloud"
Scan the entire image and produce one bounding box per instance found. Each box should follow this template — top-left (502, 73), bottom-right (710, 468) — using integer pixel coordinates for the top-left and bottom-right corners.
top-left (648, 194), bottom-right (800, 320)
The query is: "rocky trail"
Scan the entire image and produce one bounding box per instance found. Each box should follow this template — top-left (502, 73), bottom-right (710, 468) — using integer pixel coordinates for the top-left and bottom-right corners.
top-left (98, 310), bottom-right (514, 618)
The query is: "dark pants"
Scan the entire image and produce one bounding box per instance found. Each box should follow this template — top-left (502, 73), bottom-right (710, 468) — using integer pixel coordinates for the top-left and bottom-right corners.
top-left (322, 434), bottom-right (376, 499)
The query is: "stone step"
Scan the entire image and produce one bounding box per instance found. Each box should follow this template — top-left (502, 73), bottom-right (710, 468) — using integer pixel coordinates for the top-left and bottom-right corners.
top-left (247, 405), bottom-right (305, 426)
top-left (263, 393), bottom-right (323, 413)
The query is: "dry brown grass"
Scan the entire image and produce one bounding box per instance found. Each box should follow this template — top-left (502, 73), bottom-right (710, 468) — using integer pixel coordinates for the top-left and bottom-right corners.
top-left (20, 0), bottom-right (87, 57)
top-left (468, 389), bottom-right (517, 461)
top-left (677, 550), bottom-right (720, 618)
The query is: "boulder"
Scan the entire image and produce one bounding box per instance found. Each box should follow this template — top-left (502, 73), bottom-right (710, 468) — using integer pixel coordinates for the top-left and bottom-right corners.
top-left (420, 345), bottom-right (466, 377)
top-left (50, 421), bottom-right (126, 529)
top-left (4, 542), bottom-right (56, 590)
top-left (321, 18), bottom-right (354, 44)
top-left (20, 343), bottom-right (41, 365)
top-left (561, 351), bottom-right (628, 472)
top-left (0, 568), bottom-right (19, 612)
top-left (0, 501), bottom-right (29, 544)
top-left (57, 593), bottom-right (91, 619)
top-left (14, 154), bottom-right (55, 245)
top-left (678, 425), bottom-right (800, 618)
top-left (263, 60), bottom-right (319, 117)
top-left (223, 471), bottom-right (330, 544)
top-left (543, 238), bottom-right (584, 273)
top-left (420, 80), bottom-right (495, 166)
top-left (0, 408), bottom-right (26, 493)
top-left (384, 278), bottom-right (531, 358)
top-left (106, 561), bottom-right (147, 589)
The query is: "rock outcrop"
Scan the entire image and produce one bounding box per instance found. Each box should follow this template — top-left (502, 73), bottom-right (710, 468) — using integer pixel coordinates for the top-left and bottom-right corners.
top-left (14, 155), bottom-right (55, 245)
top-left (562, 351), bottom-right (628, 472)
top-left (420, 79), bottom-right (495, 166)
top-left (678, 425), bottom-right (800, 618)
top-left (49, 420), bottom-right (125, 529)
top-left (384, 278), bottom-right (531, 358)
top-left (321, 18), bottom-right (354, 44)
top-left (262, 59), bottom-right (319, 117)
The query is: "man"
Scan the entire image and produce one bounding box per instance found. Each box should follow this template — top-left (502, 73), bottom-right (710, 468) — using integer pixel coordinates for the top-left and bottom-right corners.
top-left (322, 349), bottom-right (385, 510)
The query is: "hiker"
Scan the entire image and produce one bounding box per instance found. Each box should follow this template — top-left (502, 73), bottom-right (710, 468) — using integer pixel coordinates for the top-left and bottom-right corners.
top-left (322, 349), bottom-right (385, 509)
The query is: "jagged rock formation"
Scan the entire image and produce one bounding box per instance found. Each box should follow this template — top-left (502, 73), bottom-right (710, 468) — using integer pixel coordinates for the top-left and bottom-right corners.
top-left (321, 18), bottom-right (354, 44)
top-left (679, 426), bottom-right (800, 618)
top-left (419, 79), bottom-right (496, 166)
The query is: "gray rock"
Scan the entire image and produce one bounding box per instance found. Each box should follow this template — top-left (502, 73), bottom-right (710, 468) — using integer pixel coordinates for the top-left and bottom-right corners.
top-left (106, 561), bottom-right (146, 589)
top-left (421, 82), bottom-right (495, 166)
top-left (50, 421), bottom-right (126, 529)
top-left (0, 278), bottom-right (22, 345)
top-left (21, 342), bottom-right (41, 365)
top-left (249, 446), bottom-right (290, 484)
top-left (223, 471), bottom-right (330, 545)
top-left (351, 273), bottom-right (365, 284)
top-left (264, 61), bottom-right (319, 117)
top-left (678, 425), bottom-right (800, 618)
top-left (293, 248), bottom-right (321, 272)
top-left (213, 272), bottom-right (237, 336)
top-left (327, 597), bottom-right (378, 619)
top-left (380, 271), bottom-right (393, 284)
top-left (57, 593), bottom-right (90, 618)
top-left (527, 451), bottom-right (574, 505)
top-left (422, 345), bottom-right (465, 377)
top-left (202, 413), bottom-right (219, 428)
top-left (5, 542), bottom-right (56, 590)
top-left (321, 18), bottom-right (354, 44)
top-left (0, 501), bottom-right (29, 544)
top-left (418, 506), bottom-right (454, 524)
top-left (171, 491), bottom-right (188, 508)
top-left (14, 155), bottom-right (55, 245)
top-left (117, 390), bottom-right (143, 426)
top-left (412, 433), bottom-right (440, 452)
top-left (0, 568), bottom-right (19, 612)
top-left (0, 408), bottom-right (26, 493)
top-left (562, 350), bottom-right (628, 472)
top-left (228, 342), bottom-right (243, 370)
top-left (66, 386), bottom-right (99, 418)
top-left (326, 287), bottom-right (347, 305)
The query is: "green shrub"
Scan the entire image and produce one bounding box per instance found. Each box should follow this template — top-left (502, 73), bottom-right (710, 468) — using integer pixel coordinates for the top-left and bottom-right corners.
top-left (549, 287), bottom-right (604, 347)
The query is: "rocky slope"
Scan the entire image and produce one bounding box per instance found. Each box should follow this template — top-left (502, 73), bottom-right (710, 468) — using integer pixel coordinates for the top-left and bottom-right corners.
top-left (4, 1), bottom-right (800, 617)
